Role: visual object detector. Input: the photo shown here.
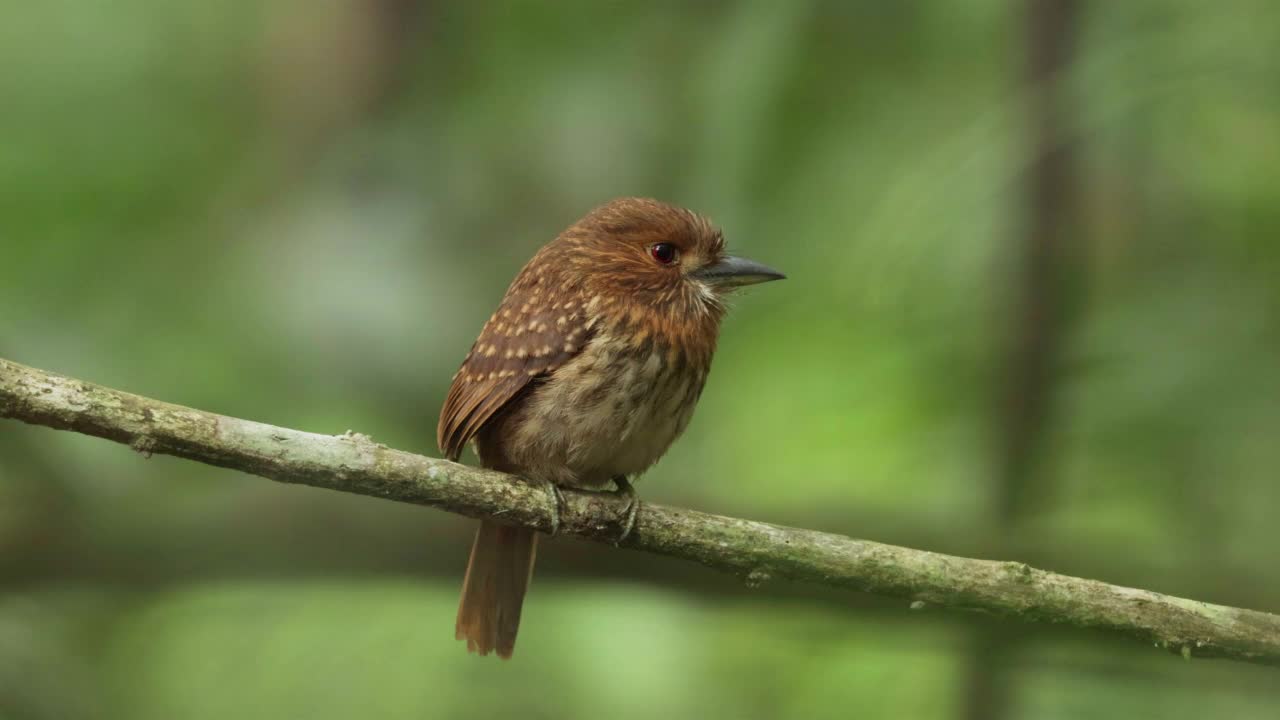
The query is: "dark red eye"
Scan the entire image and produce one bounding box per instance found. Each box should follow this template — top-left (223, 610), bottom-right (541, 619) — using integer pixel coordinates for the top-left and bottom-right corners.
top-left (650, 243), bottom-right (678, 265)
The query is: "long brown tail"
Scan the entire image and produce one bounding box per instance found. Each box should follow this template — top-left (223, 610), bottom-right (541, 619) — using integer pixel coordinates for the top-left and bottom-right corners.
top-left (455, 519), bottom-right (538, 658)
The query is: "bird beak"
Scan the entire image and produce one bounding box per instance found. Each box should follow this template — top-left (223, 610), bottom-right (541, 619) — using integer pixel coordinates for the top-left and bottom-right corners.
top-left (690, 255), bottom-right (786, 288)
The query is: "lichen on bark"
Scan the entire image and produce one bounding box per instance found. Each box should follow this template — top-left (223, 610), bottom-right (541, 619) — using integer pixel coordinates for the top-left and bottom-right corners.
top-left (2, 355), bottom-right (1279, 667)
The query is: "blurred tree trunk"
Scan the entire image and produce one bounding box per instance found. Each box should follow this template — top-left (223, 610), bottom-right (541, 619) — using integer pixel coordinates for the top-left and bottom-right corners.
top-left (997, 0), bottom-right (1081, 526)
top-left (964, 0), bottom-right (1082, 718)
top-left (260, 0), bottom-right (432, 167)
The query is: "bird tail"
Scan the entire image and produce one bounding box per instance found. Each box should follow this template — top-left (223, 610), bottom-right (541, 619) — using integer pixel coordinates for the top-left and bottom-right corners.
top-left (455, 519), bottom-right (538, 658)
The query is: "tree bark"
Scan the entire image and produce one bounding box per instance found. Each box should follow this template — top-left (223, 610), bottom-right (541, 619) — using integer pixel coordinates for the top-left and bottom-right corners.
top-left (2, 356), bottom-right (1279, 667)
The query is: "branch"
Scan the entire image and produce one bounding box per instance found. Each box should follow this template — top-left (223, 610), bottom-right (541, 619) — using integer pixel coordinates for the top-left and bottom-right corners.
top-left (2, 357), bottom-right (1278, 667)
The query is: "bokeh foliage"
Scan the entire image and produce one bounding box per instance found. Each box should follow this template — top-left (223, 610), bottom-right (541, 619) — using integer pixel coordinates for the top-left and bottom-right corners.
top-left (2, 1), bottom-right (1279, 718)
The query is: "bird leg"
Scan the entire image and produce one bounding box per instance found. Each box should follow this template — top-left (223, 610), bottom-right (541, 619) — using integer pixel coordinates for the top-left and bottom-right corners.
top-left (611, 475), bottom-right (639, 545)
top-left (536, 479), bottom-right (566, 538)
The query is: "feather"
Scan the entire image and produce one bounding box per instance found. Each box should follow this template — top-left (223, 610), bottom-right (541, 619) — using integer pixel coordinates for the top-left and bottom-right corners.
top-left (437, 248), bottom-right (593, 460)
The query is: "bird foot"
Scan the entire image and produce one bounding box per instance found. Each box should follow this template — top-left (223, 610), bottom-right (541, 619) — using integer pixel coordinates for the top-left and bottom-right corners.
top-left (611, 476), bottom-right (639, 545)
top-left (538, 479), bottom-right (566, 538)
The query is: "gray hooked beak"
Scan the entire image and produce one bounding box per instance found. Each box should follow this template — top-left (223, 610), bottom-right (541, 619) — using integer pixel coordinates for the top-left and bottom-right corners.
top-left (690, 255), bottom-right (786, 288)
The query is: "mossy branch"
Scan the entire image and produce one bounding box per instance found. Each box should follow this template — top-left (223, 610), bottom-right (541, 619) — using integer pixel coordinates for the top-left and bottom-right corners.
top-left (2, 356), bottom-right (1278, 667)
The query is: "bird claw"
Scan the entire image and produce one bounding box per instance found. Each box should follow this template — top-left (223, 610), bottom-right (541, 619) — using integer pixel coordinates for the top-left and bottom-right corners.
top-left (538, 479), bottom-right (566, 538)
top-left (611, 476), bottom-right (639, 545)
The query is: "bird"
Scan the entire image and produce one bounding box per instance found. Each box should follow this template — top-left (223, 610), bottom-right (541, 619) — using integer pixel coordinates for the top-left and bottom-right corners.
top-left (437, 197), bottom-right (784, 658)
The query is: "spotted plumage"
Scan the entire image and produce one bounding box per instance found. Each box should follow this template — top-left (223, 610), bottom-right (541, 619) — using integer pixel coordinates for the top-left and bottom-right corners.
top-left (437, 251), bottom-right (595, 463)
top-left (438, 198), bottom-right (727, 478)
top-left (439, 197), bottom-right (783, 658)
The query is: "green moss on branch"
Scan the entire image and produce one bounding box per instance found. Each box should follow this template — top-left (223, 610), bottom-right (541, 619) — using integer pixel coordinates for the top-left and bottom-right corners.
top-left (2, 356), bottom-right (1279, 667)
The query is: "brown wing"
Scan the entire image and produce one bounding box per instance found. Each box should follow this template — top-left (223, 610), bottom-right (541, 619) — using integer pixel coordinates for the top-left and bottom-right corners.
top-left (437, 260), bottom-right (593, 461)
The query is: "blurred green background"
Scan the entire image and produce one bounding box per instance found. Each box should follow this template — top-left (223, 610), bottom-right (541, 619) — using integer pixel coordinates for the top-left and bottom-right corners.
top-left (3, 1), bottom-right (1279, 718)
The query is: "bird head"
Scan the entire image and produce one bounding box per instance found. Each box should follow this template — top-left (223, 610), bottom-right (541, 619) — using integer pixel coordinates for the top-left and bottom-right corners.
top-left (560, 197), bottom-right (785, 312)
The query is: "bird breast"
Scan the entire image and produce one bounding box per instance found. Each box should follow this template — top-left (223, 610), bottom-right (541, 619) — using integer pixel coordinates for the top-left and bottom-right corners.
top-left (478, 328), bottom-right (707, 489)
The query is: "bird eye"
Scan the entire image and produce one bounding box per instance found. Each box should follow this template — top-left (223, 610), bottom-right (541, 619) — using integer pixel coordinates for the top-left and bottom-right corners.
top-left (650, 243), bottom-right (679, 265)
